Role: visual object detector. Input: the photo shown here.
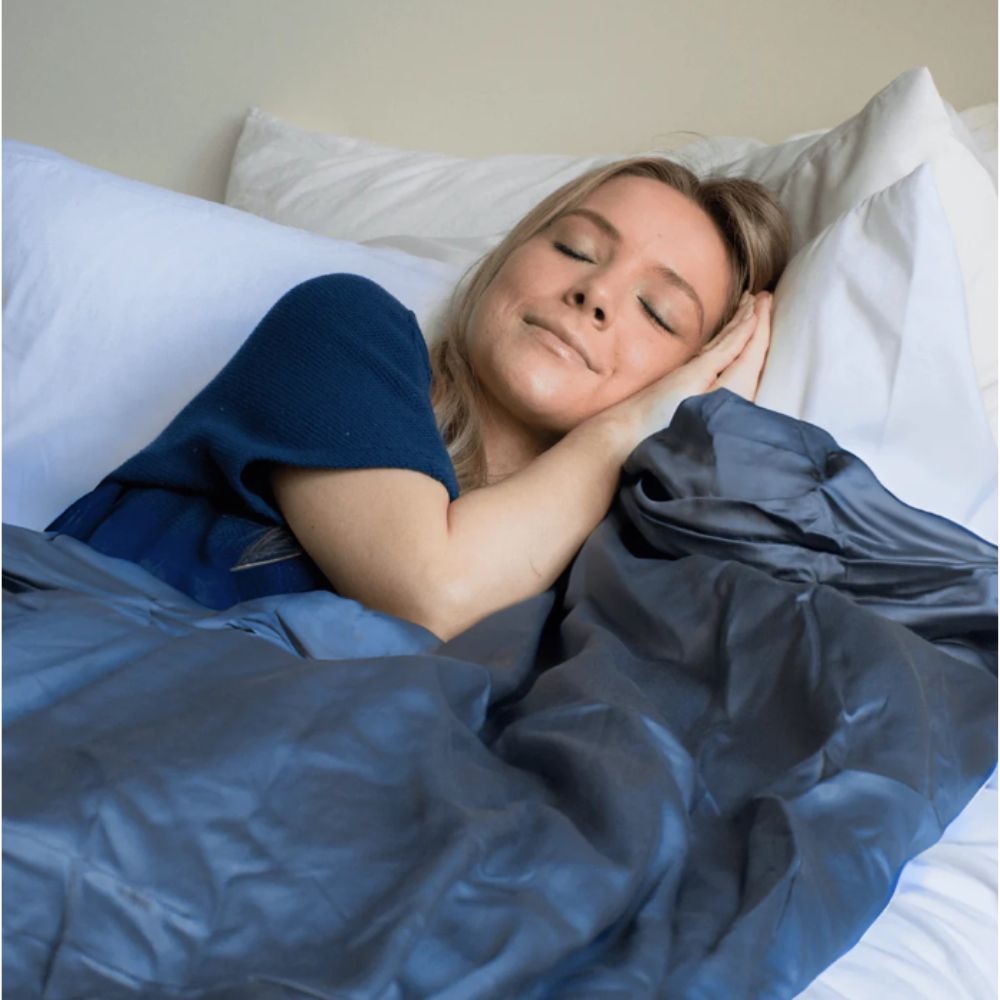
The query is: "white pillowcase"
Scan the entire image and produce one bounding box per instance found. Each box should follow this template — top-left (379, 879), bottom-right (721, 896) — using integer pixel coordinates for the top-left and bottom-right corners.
top-left (225, 115), bottom-right (771, 245)
top-left (1, 141), bottom-right (462, 531)
top-left (956, 102), bottom-right (998, 189)
top-left (758, 165), bottom-right (997, 543)
top-left (226, 68), bottom-right (997, 442)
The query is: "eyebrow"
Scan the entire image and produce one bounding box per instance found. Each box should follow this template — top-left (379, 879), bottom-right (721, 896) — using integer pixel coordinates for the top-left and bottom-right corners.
top-left (560, 208), bottom-right (706, 333)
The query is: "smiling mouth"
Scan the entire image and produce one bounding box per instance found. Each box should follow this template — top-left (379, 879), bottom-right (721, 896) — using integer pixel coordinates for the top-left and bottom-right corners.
top-left (525, 318), bottom-right (595, 371)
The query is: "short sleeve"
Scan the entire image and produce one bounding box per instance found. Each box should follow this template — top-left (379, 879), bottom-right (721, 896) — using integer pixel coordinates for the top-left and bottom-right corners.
top-left (111, 274), bottom-right (460, 520)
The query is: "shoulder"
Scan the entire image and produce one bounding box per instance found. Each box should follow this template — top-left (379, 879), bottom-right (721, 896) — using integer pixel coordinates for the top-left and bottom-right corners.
top-left (272, 273), bottom-right (418, 330)
top-left (250, 273), bottom-right (428, 367)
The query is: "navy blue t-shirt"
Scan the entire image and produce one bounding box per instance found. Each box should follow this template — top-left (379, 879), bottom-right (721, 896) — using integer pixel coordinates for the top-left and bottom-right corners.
top-left (48, 274), bottom-right (459, 609)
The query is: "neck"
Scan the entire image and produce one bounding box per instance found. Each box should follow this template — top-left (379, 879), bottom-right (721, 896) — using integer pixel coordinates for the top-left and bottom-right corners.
top-left (479, 397), bottom-right (559, 484)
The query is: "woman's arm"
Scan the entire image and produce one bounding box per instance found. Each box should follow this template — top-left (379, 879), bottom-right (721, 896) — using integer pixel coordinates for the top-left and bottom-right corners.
top-left (273, 409), bottom-right (635, 641)
top-left (274, 295), bottom-right (770, 641)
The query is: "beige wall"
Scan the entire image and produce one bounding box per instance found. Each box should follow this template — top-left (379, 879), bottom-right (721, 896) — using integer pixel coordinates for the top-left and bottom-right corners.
top-left (4, 0), bottom-right (997, 203)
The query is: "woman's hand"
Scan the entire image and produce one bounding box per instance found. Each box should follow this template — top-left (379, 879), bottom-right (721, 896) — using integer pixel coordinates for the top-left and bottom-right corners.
top-left (710, 291), bottom-right (772, 401)
top-left (604, 291), bottom-right (772, 443)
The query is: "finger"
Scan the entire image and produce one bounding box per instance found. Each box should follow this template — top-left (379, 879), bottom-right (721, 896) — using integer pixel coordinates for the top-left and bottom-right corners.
top-left (737, 294), bottom-right (772, 374)
top-left (716, 295), bottom-right (773, 399)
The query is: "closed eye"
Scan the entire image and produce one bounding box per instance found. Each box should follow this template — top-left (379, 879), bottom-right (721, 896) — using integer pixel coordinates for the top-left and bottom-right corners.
top-left (640, 299), bottom-right (678, 336)
top-left (553, 241), bottom-right (593, 263)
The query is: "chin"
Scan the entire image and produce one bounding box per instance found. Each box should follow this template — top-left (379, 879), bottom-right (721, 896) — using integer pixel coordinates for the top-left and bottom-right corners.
top-left (505, 385), bottom-right (592, 436)
top-left (475, 335), bottom-right (599, 433)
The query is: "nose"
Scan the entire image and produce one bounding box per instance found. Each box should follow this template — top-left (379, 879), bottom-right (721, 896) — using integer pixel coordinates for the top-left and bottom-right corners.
top-left (571, 290), bottom-right (606, 323)
top-left (566, 274), bottom-right (614, 327)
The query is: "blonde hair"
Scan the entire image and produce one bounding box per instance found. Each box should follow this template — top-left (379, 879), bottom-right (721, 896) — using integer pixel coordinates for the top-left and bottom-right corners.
top-left (430, 156), bottom-right (792, 495)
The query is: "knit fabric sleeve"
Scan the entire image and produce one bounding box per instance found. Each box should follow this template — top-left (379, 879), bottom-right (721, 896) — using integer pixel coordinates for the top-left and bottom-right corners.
top-left (109, 273), bottom-right (460, 520)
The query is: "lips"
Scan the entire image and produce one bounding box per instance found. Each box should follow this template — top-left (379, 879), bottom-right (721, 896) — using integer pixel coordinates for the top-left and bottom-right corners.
top-left (525, 316), bottom-right (597, 372)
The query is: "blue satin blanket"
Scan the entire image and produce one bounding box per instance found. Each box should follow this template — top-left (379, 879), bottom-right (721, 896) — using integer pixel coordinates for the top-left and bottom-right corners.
top-left (4, 392), bottom-right (997, 999)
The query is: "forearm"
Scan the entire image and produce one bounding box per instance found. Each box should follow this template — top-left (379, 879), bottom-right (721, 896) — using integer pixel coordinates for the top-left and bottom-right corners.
top-left (429, 410), bottom-right (640, 638)
top-left (272, 408), bottom-right (641, 641)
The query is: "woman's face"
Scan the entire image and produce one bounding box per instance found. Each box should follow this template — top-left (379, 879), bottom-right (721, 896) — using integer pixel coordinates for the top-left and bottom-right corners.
top-left (465, 174), bottom-right (733, 436)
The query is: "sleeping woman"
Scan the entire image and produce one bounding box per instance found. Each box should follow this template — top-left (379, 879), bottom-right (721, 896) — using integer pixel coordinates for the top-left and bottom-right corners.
top-left (48, 157), bottom-right (790, 640)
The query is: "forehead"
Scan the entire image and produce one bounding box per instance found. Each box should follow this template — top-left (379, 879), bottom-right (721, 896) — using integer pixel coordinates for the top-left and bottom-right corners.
top-left (574, 175), bottom-right (723, 251)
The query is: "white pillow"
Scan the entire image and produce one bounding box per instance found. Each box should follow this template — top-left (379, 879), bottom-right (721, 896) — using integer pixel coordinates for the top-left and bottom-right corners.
top-left (226, 68), bottom-right (997, 442)
top-left (956, 102), bottom-right (997, 189)
top-left (224, 115), bottom-right (771, 245)
top-left (758, 164), bottom-right (996, 543)
top-left (1, 141), bottom-right (463, 531)
top-left (224, 68), bottom-right (987, 255)
top-left (720, 71), bottom-right (996, 441)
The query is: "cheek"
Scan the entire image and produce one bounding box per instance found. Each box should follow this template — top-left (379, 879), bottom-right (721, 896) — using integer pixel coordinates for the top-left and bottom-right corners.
top-left (481, 252), bottom-right (541, 307)
top-left (615, 335), bottom-right (693, 390)
top-left (468, 271), bottom-right (527, 348)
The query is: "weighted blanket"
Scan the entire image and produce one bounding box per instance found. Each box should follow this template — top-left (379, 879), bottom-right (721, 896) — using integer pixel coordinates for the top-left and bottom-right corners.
top-left (4, 391), bottom-right (997, 999)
